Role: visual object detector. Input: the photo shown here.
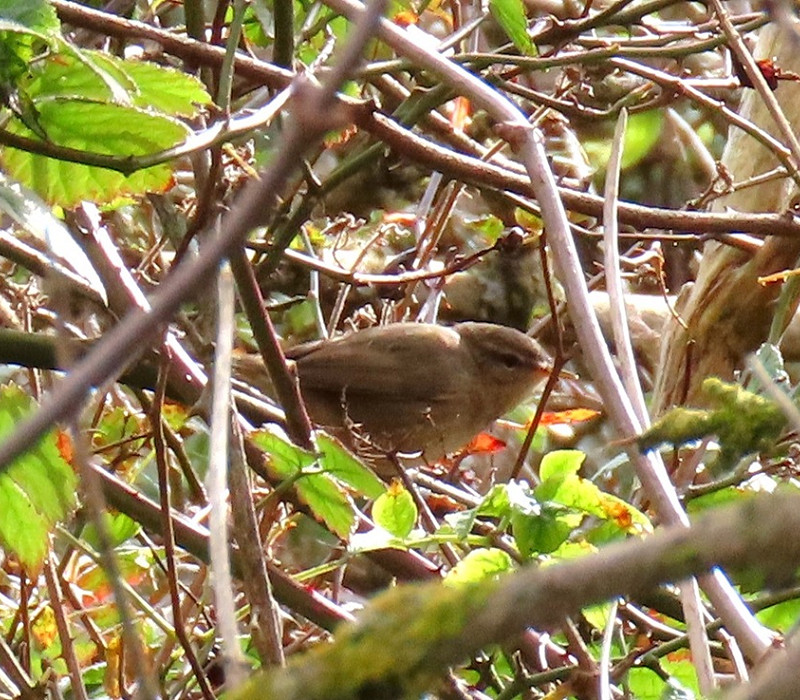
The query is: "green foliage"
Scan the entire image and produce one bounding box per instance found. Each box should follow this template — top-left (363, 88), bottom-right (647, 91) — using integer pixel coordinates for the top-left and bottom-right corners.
top-left (445, 547), bottom-right (513, 584)
top-left (27, 50), bottom-right (209, 116)
top-left (253, 429), bottom-right (357, 539)
top-left (3, 99), bottom-right (187, 205)
top-left (489, 0), bottom-right (535, 56)
top-left (372, 481), bottom-right (417, 537)
top-left (0, 0), bottom-right (792, 696)
top-left (81, 511), bottom-right (141, 550)
top-left (0, 384), bottom-right (76, 572)
top-left (0, 34), bottom-right (211, 204)
top-left (254, 428), bottom-right (389, 540)
top-left (443, 450), bottom-right (651, 564)
top-left (628, 668), bottom-right (698, 700)
top-left (315, 432), bottom-right (385, 499)
top-left (584, 110), bottom-right (664, 173)
top-left (0, 0), bottom-right (59, 82)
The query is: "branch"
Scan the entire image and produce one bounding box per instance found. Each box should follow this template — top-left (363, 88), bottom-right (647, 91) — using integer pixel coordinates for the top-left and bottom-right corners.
top-left (227, 492), bottom-right (800, 699)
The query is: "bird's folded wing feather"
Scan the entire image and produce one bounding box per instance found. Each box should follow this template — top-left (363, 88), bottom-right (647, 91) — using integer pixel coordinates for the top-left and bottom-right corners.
top-left (290, 327), bottom-right (464, 401)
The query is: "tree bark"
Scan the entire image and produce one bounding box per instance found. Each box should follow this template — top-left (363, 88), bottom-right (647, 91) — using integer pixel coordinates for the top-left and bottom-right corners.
top-left (652, 22), bottom-right (800, 414)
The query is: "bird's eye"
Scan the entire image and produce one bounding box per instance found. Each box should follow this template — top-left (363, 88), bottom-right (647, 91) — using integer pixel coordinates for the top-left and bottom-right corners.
top-left (497, 352), bottom-right (522, 369)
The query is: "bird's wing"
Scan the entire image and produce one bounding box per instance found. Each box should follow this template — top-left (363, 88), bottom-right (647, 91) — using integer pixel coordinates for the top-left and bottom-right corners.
top-left (289, 324), bottom-right (463, 401)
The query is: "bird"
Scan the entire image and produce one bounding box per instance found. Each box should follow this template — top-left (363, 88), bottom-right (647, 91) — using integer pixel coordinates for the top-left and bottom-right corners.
top-left (274, 321), bottom-right (552, 469)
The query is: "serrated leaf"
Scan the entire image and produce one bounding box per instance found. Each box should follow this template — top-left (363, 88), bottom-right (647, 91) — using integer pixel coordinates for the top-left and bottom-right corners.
top-left (252, 429), bottom-right (315, 480)
top-left (511, 508), bottom-right (577, 557)
top-left (2, 98), bottom-right (188, 205)
top-left (295, 472), bottom-right (356, 540)
top-left (489, 0), bottom-right (534, 55)
top-left (0, 0), bottom-right (59, 35)
top-left (253, 429), bottom-right (356, 539)
top-left (445, 548), bottom-right (513, 585)
top-left (372, 481), bottom-right (416, 538)
top-left (315, 432), bottom-right (385, 498)
top-left (27, 51), bottom-right (210, 116)
top-left (0, 384), bottom-right (77, 572)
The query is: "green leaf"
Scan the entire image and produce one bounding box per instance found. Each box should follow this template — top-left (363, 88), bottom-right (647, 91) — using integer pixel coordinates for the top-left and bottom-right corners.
top-left (476, 484), bottom-right (512, 518)
top-left (252, 429), bottom-right (356, 539)
top-left (295, 473), bottom-right (356, 540)
top-left (252, 429), bottom-right (315, 480)
top-left (445, 548), bottom-right (513, 585)
top-left (539, 449), bottom-right (585, 482)
top-left (537, 450), bottom-right (652, 535)
top-left (489, 0), bottom-right (535, 55)
top-left (585, 110), bottom-right (663, 172)
top-left (443, 507), bottom-right (478, 540)
top-left (0, 0), bottom-right (59, 35)
top-left (315, 432), bottom-right (385, 499)
top-left (756, 597), bottom-right (800, 633)
top-left (82, 511), bottom-right (141, 549)
top-left (0, 384), bottom-right (77, 572)
top-left (2, 98), bottom-right (189, 205)
top-left (511, 507), bottom-right (578, 557)
top-left (28, 51), bottom-right (210, 116)
top-left (372, 483), bottom-right (417, 538)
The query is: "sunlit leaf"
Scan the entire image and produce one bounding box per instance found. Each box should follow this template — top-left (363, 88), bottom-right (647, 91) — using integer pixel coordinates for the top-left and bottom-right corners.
top-left (539, 449), bottom-right (585, 481)
top-left (253, 429), bottom-right (357, 539)
top-left (538, 408), bottom-right (601, 426)
top-left (295, 472), bottom-right (356, 540)
top-left (537, 450), bottom-right (651, 535)
top-left (2, 99), bottom-right (187, 205)
top-left (27, 50), bottom-right (210, 116)
top-left (0, 384), bottom-right (77, 573)
top-left (489, 0), bottom-right (535, 55)
top-left (372, 480), bottom-right (416, 538)
top-left (445, 548), bottom-right (513, 585)
top-left (252, 428), bottom-right (315, 480)
top-left (315, 432), bottom-right (385, 498)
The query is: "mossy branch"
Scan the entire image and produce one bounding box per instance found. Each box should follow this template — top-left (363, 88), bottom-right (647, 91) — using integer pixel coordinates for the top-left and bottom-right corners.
top-left (229, 492), bottom-right (800, 699)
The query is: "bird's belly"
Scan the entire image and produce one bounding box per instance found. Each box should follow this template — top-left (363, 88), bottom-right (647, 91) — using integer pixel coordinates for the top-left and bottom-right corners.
top-left (301, 388), bottom-right (483, 464)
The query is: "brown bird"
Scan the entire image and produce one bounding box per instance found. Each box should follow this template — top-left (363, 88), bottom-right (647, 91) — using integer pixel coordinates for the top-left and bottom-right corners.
top-left (277, 322), bottom-right (551, 467)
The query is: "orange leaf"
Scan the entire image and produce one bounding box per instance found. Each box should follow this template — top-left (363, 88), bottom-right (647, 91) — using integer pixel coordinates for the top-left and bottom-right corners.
top-left (427, 493), bottom-right (464, 513)
top-left (393, 10), bottom-right (419, 26)
top-left (759, 268), bottom-right (800, 285)
top-left (324, 124), bottom-right (358, 148)
top-left (105, 636), bottom-right (122, 699)
top-left (451, 96), bottom-right (471, 133)
top-left (465, 432), bottom-right (507, 455)
top-left (538, 408), bottom-right (601, 426)
top-left (56, 429), bottom-right (74, 465)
